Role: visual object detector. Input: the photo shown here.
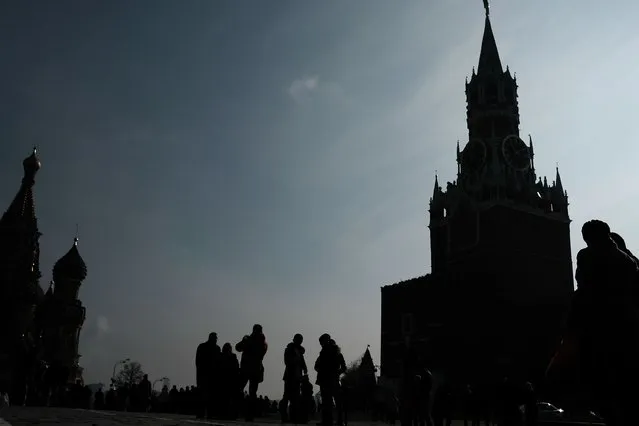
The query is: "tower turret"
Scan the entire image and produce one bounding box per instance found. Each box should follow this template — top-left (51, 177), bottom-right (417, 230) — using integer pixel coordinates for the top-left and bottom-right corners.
top-left (53, 237), bottom-right (87, 301)
top-left (550, 167), bottom-right (569, 217)
top-left (428, 174), bottom-right (448, 275)
top-left (41, 236), bottom-right (88, 384)
top-left (429, 175), bottom-right (445, 222)
top-left (0, 148), bottom-right (43, 400)
top-left (0, 148), bottom-right (42, 335)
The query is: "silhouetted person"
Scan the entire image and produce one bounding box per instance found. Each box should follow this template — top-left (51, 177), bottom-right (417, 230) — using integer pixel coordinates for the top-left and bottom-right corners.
top-left (300, 374), bottom-right (315, 423)
top-left (105, 386), bottom-right (116, 410)
top-left (399, 340), bottom-right (430, 426)
top-left (138, 374), bottom-right (152, 412)
top-left (462, 385), bottom-right (479, 426)
top-left (548, 220), bottom-right (639, 425)
top-left (610, 232), bottom-right (639, 264)
top-left (280, 333), bottom-right (308, 423)
top-left (219, 342), bottom-right (240, 419)
top-left (431, 384), bottom-right (452, 426)
top-left (413, 369), bottom-right (433, 426)
top-left (236, 324), bottom-right (268, 421)
top-left (498, 377), bottom-right (523, 426)
top-left (158, 385), bottom-right (169, 412)
top-left (195, 332), bottom-right (221, 419)
top-left (94, 387), bottom-right (104, 410)
top-left (331, 339), bottom-right (348, 426)
top-left (611, 231), bottom-right (639, 307)
top-left (168, 385), bottom-right (178, 412)
top-left (522, 382), bottom-right (537, 426)
top-left (314, 334), bottom-right (346, 426)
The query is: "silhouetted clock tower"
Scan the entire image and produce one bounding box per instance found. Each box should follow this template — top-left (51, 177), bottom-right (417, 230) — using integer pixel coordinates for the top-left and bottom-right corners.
top-left (381, 4), bottom-right (574, 387)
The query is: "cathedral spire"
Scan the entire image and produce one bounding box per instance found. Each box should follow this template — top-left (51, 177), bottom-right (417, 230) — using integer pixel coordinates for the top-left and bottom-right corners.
top-left (2, 148), bottom-right (41, 224)
top-left (477, 6), bottom-right (503, 75)
top-left (483, 0), bottom-right (490, 17)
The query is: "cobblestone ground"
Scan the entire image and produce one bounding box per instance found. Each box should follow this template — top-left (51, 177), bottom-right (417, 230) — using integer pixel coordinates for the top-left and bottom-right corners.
top-left (0, 407), bottom-right (599, 426)
top-left (0, 408), bottom-right (451, 426)
top-left (0, 407), bottom-right (228, 426)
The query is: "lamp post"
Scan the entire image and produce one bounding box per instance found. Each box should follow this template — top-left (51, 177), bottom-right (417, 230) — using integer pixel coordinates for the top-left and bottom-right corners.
top-left (111, 358), bottom-right (130, 386)
top-left (153, 376), bottom-right (169, 392)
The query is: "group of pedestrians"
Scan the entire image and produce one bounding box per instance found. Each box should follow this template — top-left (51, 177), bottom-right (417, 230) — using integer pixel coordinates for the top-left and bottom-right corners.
top-left (195, 324), bottom-right (267, 421)
top-left (195, 324), bottom-right (350, 425)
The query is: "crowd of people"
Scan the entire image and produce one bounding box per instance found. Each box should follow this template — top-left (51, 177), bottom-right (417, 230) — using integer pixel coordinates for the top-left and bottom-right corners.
top-left (194, 324), bottom-right (349, 425)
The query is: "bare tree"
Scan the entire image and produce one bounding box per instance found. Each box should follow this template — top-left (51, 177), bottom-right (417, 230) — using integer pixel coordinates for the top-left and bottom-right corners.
top-left (114, 361), bottom-right (145, 387)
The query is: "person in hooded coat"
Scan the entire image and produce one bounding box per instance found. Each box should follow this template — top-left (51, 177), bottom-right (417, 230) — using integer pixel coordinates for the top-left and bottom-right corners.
top-left (315, 335), bottom-right (347, 426)
top-left (219, 343), bottom-right (240, 419)
top-left (195, 332), bottom-right (221, 419)
top-left (280, 333), bottom-right (308, 423)
top-left (236, 324), bottom-right (268, 421)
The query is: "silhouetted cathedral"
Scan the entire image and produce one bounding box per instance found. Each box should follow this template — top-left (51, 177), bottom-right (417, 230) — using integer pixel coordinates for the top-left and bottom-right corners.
top-left (380, 9), bottom-right (574, 388)
top-left (0, 148), bottom-right (88, 397)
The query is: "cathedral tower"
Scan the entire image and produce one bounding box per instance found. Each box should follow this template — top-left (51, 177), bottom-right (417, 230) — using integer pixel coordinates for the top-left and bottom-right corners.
top-left (40, 237), bottom-right (88, 383)
top-left (0, 148), bottom-right (43, 330)
top-left (0, 148), bottom-right (43, 394)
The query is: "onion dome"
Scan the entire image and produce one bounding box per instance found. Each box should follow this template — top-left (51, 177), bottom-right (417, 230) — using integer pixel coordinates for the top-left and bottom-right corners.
top-left (23, 146), bottom-right (41, 178)
top-left (53, 237), bottom-right (87, 281)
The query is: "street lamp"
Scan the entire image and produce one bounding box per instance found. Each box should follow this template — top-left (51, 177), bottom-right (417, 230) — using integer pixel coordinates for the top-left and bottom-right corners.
top-left (111, 358), bottom-right (130, 386)
top-left (153, 377), bottom-right (169, 391)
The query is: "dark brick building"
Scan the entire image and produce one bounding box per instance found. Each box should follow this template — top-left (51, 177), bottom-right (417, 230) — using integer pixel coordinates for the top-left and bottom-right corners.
top-left (0, 148), bottom-right (88, 401)
top-left (380, 8), bottom-right (574, 389)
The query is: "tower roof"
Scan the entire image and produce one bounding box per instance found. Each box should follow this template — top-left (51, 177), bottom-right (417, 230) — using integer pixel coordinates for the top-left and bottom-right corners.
top-left (23, 146), bottom-right (41, 177)
top-left (53, 238), bottom-right (87, 281)
top-left (477, 14), bottom-right (503, 75)
top-left (1, 148), bottom-right (41, 224)
top-left (362, 346), bottom-right (375, 368)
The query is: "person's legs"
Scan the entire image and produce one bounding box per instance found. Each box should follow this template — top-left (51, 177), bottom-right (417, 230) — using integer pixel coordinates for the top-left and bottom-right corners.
top-left (320, 385), bottom-right (334, 426)
top-left (245, 377), bottom-right (259, 421)
top-left (280, 381), bottom-right (294, 423)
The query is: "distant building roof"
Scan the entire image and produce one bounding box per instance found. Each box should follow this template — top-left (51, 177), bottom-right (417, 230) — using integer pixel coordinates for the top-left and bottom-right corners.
top-left (381, 274), bottom-right (433, 290)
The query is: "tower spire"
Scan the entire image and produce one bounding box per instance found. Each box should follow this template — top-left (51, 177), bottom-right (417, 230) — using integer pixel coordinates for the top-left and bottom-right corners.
top-left (477, 3), bottom-right (503, 75)
top-left (555, 165), bottom-right (564, 193)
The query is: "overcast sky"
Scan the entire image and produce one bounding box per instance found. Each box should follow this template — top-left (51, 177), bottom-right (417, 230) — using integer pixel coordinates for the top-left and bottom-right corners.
top-left (2, 0), bottom-right (639, 397)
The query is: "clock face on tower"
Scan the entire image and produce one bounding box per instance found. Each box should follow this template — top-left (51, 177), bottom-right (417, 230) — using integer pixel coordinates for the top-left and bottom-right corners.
top-left (462, 139), bottom-right (487, 173)
top-left (501, 135), bottom-right (531, 171)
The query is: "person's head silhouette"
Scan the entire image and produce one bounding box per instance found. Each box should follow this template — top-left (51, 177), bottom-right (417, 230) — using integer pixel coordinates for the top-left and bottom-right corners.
top-left (581, 220), bottom-right (611, 247)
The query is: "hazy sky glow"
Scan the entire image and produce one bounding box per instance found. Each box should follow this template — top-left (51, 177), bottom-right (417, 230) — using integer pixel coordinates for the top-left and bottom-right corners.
top-left (2, 0), bottom-right (639, 397)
